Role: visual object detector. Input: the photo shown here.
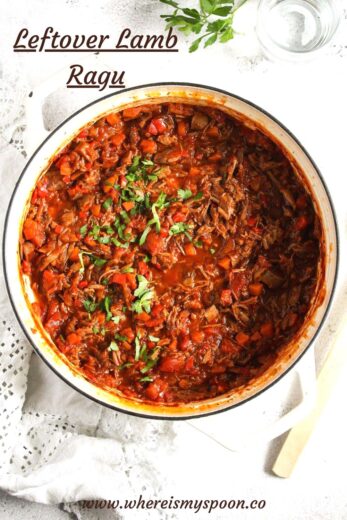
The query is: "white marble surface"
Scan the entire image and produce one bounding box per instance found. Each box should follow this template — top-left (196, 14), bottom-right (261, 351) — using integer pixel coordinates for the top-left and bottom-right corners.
top-left (1, 0), bottom-right (347, 519)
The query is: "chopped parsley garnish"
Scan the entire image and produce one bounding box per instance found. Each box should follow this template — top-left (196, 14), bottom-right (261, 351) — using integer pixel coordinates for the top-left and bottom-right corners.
top-left (169, 222), bottom-right (193, 240)
top-left (78, 251), bottom-right (107, 273)
top-left (140, 376), bottom-right (153, 383)
top-left (131, 275), bottom-right (154, 314)
top-left (148, 335), bottom-right (160, 342)
top-left (111, 238), bottom-right (129, 249)
top-left (102, 197), bottom-right (113, 210)
top-left (210, 247), bottom-right (216, 255)
top-left (194, 240), bottom-right (203, 248)
top-left (102, 296), bottom-right (112, 321)
top-left (178, 188), bottom-right (193, 200)
top-left (83, 299), bottom-right (97, 313)
top-left (111, 315), bottom-right (121, 324)
top-left (139, 192), bottom-right (169, 245)
top-left (108, 341), bottom-right (119, 352)
top-left (80, 224), bottom-right (88, 237)
top-left (122, 266), bottom-right (134, 273)
top-left (193, 191), bottom-right (203, 200)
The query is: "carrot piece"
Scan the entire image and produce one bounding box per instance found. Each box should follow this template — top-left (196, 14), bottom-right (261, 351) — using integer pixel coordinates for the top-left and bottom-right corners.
top-left (122, 201), bottom-right (135, 211)
top-left (206, 126), bottom-right (219, 137)
top-left (184, 243), bottom-right (197, 256)
top-left (189, 166), bottom-right (200, 176)
top-left (103, 175), bottom-right (117, 193)
top-left (112, 132), bottom-right (126, 146)
top-left (218, 257), bottom-right (230, 270)
top-left (191, 330), bottom-right (205, 343)
top-left (236, 332), bottom-right (250, 346)
top-left (260, 321), bottom-right (274, 337)
top-left (69, 247), bottom-right (80, 261)
top-left (249, 283), bottom-right (263, 296)
top-left (66, 333), bottom-right (82, 345)
top-left (23, 219), bottom-right (46, 247)
top-left (122, 107), bottom-right (142, 119)
top-left (60, 161), bottom-right (72, 176)
top-left (140, 139), bottom-right (157, 154)
top-left (106, 113), bottom-right (121, 126)
top-left (91, 204), bottom-right (101, 217)
top-left (177, 120), bottom-right (188, 137)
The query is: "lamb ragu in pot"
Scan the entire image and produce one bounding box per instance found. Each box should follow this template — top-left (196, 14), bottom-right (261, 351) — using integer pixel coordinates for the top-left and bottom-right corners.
top-left (21, 101), bottom-right (322, 404)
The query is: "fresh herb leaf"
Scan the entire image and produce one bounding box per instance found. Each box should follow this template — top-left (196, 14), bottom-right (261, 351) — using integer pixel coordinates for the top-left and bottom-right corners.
top-left (139, 225), bottom-right (152, 246)
top-left (80, 224), bottom-right (88, 237)
top-left (169, 222), bottom-right (192, 240)
top-left (160, 0), bottom-right (247, 52)
top-left (118, 362), bottom-right (133, 370)
top-left (194, 240), bottom-right (203, 248)
top-left (148, 335), bottom-right (160, 342)
top-left (140, 376), bottom-right (153, 383)
top-left (131, 275), bottom-right (155, 314)
top-left (111, 315), bottom-right (121, 324)
top-left (210, 247), bottom-right (216, 254)
top-left (122, 266), bottom-right (134, 273)
top-left (108, 341), bottom-right (119, 351)
top-left (93, 257), bottom-right (107, 267)
top-left (178, 188), bottom-right (193, 200)
top-left (140, 358), bottom-right (158, 374)
top-left (193, 191), bottom-right (204, 200)
top-left (102, 296), bottom-right (112, 321)
top-left (103, 197), bottom-right (113, 210)
top-left (83, 299), bottom-right (97, 313)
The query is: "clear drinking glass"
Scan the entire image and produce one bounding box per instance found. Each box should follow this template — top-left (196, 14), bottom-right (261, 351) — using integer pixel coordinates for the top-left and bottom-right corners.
top-left (256, 0), bottom-right (342, 61)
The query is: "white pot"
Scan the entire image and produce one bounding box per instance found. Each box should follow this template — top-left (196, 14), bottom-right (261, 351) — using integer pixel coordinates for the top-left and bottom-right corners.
top-left (3, 83), bottom-right (339, 419)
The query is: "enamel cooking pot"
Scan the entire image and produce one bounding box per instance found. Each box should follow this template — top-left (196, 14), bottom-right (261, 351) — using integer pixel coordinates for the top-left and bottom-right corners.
top-left (3, 83), bottom-right (338, 419)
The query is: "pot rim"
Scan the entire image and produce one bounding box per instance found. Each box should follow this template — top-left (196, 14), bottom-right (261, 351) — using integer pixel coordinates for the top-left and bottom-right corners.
top-left (2, 81), bottom-right (340, 421)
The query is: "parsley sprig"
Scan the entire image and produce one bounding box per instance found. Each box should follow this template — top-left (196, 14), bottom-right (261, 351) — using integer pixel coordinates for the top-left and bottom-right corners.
top-left (160, 0), bottom-right (248, 52)
top-left (131, 275), bottom-right (155, 314)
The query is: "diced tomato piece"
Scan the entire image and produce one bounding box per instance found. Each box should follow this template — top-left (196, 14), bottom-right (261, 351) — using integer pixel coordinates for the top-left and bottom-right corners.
top-left (145, 382), bottom-right (160, 400)
top-left (42, 270), bottom-right (61, 294)
top-left (172, 212), bottom-right (187, 223)
top-left (151, 303), bottom-right (163, 317)
top-left (126, 273), bottom-right (137, 290)
top-left (144, 231), bottom-right (165, 256)
top-left (111, 273), bottom-right (128, 285)
top-left (159, 356), bottom-right (185, 373)
top-left (54, 225), bottom-right (63, 234)
top-left (221, 339), bottom-right (238, 354)
top-left (23, 219), bottom-right (46, 247)
top-left (140, 139), bottom-right (157, 154)
top-left (191, 330), bottom-right (205, 343)
top-left (66, 333), bottom-right (82, 345)
top-left (218, 257), bottom-right (230, 270)
top-left (151, 118), bottom-right (167, 134)
top-left (112, 132), bottom-right (126, 146)
top-left (177, 120), bottom-right (188, 137)
top-left (147, 121), bottom-right (158, 135)
top-left (138, 260), bottom-right (149, 276)
top-left (247, 216), bottom-right (257, 227)
top-left (235, 332), bottom-right (250, 346)
top-left (220, 289), bottom-right (232, 306)
top-left (179, 336), bottom-right (190, 351)
top-left (251, 331), bottom-right (262, 342)
top-left (122, 201), bottom-right (135, 211)
top-left (184, 243), bottom-right (196, 256)
top-left (106, 113), bottom-right (121, 126)
top-left (295, 215), bottom-right (309, 231)
top-left (78, 280), bottom-right (88, 289)
top-left (122, 107), bottom-right (143, 119)
top-left (185, 356), bottom-right (195, 371)
top-left (249, 283), bottom-right (263, 296)
top-left (135, 312), bottom-right (151, 322)
top-left (260, 321), bottom-right (274, 337)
